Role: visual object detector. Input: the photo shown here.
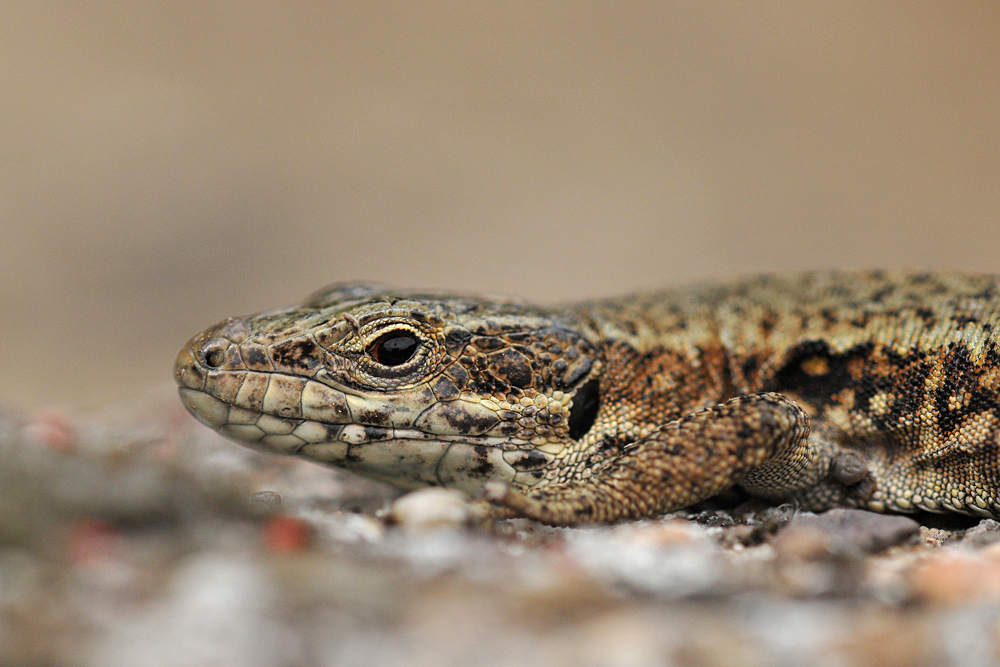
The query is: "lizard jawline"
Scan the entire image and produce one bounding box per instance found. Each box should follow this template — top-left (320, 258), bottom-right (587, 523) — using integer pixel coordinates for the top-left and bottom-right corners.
top-left (178, 387), bottom-right (525, 493)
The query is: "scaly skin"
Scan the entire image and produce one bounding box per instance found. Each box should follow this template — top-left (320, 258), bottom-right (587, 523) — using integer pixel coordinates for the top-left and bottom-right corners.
top-left (175, 272), bottom-right (1000, 525)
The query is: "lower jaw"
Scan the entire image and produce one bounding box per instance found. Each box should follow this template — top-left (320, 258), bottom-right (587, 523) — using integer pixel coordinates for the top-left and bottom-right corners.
top-left (232, 433), bottom-right (539, 495)
top-left (181, 388), bottom-right (544, 494)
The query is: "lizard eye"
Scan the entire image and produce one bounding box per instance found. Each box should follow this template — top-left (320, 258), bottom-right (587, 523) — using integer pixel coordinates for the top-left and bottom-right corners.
top-left (368, 331), bottom-right (420, 366)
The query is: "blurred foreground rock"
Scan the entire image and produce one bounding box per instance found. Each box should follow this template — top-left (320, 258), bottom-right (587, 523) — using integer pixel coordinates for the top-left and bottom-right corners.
top-left (3, 396), bottom-right (1000, 666)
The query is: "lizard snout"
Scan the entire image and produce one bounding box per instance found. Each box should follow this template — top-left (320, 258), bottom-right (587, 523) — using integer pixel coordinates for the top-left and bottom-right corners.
top-left (174, 316), bottom-right (252, 391)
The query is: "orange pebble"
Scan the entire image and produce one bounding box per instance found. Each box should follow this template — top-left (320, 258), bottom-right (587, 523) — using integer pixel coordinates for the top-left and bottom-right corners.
top-left (262, 515), bottom-right (312, 553)
top-left (909, 554), bottom-right (1000, 605)
top-left (66, 518), bottom-right (121, 564)
top-left (28, 410), bottom-right (77, 452)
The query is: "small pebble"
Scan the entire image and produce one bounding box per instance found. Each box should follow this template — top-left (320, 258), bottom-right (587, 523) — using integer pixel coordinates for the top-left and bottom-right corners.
top-left (388, 488), bottom-right (472, 532)
top-left (776, 509), bottom-right (920, 557)
top-left (908, 553), bottom-right (1000, 605)
top-left (25, 410), bottom-right (77, 453)
top-left (962, 519), bottom-right (1000, 546)
top-left (920, 526), bottom-right (952, 548)
top-left (772, 523), bottom-right (830, 562)
top-left (262, 515), bottom-right (313, 553)
top-left (248, 490), bottom-right (283, 514)
top-left (837, 613), bottom-right (936, 667)
top-left (622, 519), bottom-right (706, 547)
top-left (66, 518), bottom-right (121, 564)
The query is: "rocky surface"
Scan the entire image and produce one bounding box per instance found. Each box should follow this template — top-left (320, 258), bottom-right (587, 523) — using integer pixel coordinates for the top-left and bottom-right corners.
top-left (4, 397), bottom-right (1000, 666)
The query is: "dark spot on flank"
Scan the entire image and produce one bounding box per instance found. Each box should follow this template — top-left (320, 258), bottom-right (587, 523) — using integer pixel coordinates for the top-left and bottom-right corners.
top-left (953, 314), bottom-right (980, 326)
top-left (870, 285), bottom-right (895, 303)
top-left (740, 356), bottom-right (761, 383)
top-left (772, 340), bottom-right (868, 407)
top-left (930, 343), bottom-right (1000, 437)
top-left (759, 309), bottom-right (779, 336)
top-left (974, 285), bottom-right (998, 300)
top-left (851, 313), bottom-right (872, 328)
top-left (914, 308), bottom-right (936, 326)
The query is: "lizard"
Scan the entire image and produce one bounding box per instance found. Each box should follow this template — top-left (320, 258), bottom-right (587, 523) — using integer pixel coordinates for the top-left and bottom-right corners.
top-left (174, 271), bottom-right (1000, 526)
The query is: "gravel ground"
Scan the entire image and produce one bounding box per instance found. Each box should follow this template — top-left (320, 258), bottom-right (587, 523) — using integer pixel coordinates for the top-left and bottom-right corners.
top-left (4, 396), bottom-right (1000, 667)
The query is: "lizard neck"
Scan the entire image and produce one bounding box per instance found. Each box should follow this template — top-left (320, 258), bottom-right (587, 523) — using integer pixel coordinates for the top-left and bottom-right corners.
top-left (546, 338), bottom-right (736, 484)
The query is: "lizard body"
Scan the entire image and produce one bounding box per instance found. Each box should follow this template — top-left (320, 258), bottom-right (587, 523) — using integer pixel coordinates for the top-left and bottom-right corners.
top-left (175, 272), bottom-right (1000, 525)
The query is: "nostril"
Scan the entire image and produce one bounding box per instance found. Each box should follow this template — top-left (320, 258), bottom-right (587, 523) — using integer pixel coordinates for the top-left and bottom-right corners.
top-left (200, 339), bottom-right (229, 369)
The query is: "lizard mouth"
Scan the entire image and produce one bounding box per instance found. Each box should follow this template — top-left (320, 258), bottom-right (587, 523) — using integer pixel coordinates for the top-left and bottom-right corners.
top-left (177, 386), bottom-right (546, 493)
top-left (178, 385), bottom-right (513, 451)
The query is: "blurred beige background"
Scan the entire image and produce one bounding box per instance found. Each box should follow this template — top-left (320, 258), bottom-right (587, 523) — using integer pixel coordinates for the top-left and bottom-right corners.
top-left (1, 2), bottom-right (998, 410)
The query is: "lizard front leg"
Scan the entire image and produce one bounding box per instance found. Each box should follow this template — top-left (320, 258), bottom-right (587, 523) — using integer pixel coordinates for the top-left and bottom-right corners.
top-left (486, 392), bottom-right (819, 525)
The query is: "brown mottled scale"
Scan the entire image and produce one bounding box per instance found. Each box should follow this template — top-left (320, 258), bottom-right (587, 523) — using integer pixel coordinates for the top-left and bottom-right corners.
top-left (176, 271), bottom-right (1000, 525)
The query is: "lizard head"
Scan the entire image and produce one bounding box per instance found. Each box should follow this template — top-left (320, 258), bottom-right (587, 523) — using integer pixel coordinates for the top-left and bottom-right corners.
top-left (175, 283), bottom-right (600, 494)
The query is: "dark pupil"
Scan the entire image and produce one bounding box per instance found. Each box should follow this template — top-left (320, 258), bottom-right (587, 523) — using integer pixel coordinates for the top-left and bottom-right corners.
top-left (370, 333), bottom-right (419, 366)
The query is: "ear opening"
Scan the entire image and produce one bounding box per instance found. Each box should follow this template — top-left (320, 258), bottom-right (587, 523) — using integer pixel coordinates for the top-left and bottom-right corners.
top-left (567, 378), bottom-right (600, 440)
